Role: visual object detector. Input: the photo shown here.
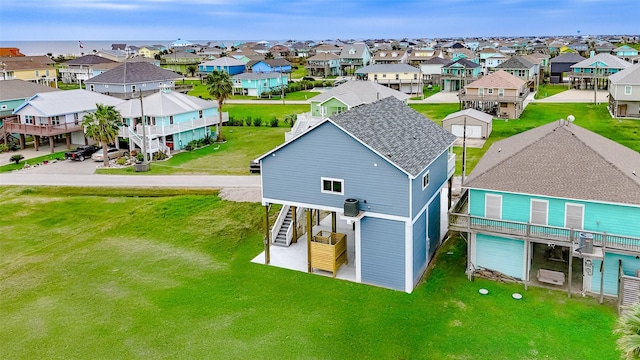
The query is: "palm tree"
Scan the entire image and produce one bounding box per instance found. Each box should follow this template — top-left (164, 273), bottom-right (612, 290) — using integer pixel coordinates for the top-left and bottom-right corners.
top-left (83, 103), bottom-right (122, 167)
top-left (206, 70), bottom-right (233, 142)
top-left (187, 64), bottom-right (198, 77)
top-left (615, 303), bottom-right (640, 359)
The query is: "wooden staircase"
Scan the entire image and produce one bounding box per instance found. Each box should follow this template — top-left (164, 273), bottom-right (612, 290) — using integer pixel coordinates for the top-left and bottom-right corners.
top-left (273, 210), bottom-right (293, 247)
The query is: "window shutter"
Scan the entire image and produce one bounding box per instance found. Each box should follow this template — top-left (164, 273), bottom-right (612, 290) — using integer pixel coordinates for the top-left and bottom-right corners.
top-left (485, 194), bottom-right (501, 219)
top-left (565, 204), bottom-right (583, 229)
top-left (531, 200), bottom-right (547, 225)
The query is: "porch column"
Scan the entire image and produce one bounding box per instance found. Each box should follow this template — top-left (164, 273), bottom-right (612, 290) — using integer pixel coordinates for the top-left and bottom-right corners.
top-left (306, 208), bottom-right (313, 273)
top-left (568, 248), bottom-right (573, 298)
top-left (331, 211), bottom-right (336, 233)
top-left (263, 204), bottom-right (270, 264)
top-left (316, 209), bottom-right (320, 226)
top-left (291, 206), bottom-right (297, 243)
top-left (66, 133), bottom-right (71, 149)
top-left (34, 136), bottom-right (39, 151)
top-left (19, 134), bottom-right (25, 149)
top-left (524, 240), bottom-right (529, 291)
top-left (600, 238), bottom-right (607, 304)
top-left (49, 136), bottom-right (54, 153)
top-left (448, 177), bottom-right (453, 209)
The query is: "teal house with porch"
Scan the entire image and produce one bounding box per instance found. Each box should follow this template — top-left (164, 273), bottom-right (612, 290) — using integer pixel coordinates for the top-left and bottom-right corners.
top-left (257, 97), bottom-right (457, 292)
top-left (450, 121), bottom-right (640, 309)
top-left (232, 72), bottom-right (288, 97)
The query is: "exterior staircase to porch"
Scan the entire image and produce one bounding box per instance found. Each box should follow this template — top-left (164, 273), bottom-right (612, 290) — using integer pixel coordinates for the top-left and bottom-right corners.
top-left (125, 127), bottom-right (169, 157)
top-left (271, 205), bottom-right (303, 247)
top-left (273, 210), bottom-right (293, 246)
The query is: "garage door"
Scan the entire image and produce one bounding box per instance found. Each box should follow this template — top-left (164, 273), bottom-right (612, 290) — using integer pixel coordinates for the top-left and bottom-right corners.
top-left (451, 125), bottom-right (482, 138)
top-left (247, 88), bottom-right (258, 97)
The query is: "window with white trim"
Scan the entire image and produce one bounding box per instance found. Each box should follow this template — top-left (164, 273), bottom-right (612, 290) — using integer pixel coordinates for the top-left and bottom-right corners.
top-left (530, 199), bottom-right (548, 225)
top-left (321, 177), bottom-right (344, 195)
top-left (565, 203), bottom-right (584, 229)
top-left (485, 194), bottom-right (502, 219)
top-left (498, 88), bottom-right (504, 97)
top-left (625, 86), bottom-right (632, 95)
top-left (422, 171), bottom-right (430, 190)
top-left (478, 88), bottom-right (484, 96)
top-left (487, 88), bottom-right (494, 94)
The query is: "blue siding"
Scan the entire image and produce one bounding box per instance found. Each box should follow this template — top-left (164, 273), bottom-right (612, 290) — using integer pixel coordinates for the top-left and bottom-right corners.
top-left (591, 253), bottom-right (640, 296)
top-left (476, 234), bottom-right (524, 279)
top-left (412, 211), bottom-right (427, 286)
top-left (469, 189), bottom-right (640, 238)
top-left (261, 122), bottom-right (409, 217)
top-left (428, 192), bottom-right (441, 260)
top-left (361, 217), bottom-right (406, 291)
top-left (411, 150), bottom-right (449, 219)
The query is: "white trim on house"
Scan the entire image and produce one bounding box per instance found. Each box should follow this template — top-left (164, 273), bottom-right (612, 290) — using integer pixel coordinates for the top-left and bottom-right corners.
top-left (355, 218), bottom-right (362, 282)
top-left (320, 177), bottom-right (344, 195)
top-left (530, 199), bottom-right (549, 225)
top-left (485, 194), bottom-right (502, 219)
top-left (405, 220), bottom-right (413, 293)
top-left (422, 171), bottom-right (430, 190)
top-left (565, 203), bottom-right (585, 230)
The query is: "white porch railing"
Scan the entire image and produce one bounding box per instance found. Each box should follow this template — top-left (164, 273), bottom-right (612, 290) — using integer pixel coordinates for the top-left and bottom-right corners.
top-left (447, 152), bottom-right (456, 178)
top-left (136, 115), bottom-right (225, 137)
top-left (284, 112), bottom-right (322, 142)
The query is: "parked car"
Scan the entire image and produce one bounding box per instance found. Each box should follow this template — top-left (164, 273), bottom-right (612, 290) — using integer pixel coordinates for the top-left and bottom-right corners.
top-left (64, 145), bottom-right (100, 161)
top-left (91, 148), bottom-right (129, 162)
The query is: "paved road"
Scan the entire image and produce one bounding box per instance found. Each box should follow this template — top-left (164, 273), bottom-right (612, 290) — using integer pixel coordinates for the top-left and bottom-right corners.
top-left (0, 173), bottom-right (261, 188)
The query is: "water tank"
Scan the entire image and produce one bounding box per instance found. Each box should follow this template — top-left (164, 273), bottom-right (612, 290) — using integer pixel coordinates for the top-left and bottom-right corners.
top-left (578, 232), bottom-right (594, 254)
top-left (344, 198), bottom-right (359, 217)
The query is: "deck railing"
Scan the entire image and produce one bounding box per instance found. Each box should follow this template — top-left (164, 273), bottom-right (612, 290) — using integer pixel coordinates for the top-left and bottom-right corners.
top-left (3, 117), bottom-right (83, 136)
top-left (449, 192), bottom-right (640, 252)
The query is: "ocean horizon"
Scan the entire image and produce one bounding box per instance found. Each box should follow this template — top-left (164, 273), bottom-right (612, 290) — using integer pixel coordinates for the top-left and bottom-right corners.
top-left (0, 40), bottom-right (286, 56)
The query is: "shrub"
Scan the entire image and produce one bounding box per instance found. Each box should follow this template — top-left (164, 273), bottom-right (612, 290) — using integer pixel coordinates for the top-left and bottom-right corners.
top-left (153, 151), bottom-right (168, 161)
top-left (8, 142), bottom-right (19, 151)
top-left (10, 154), bottom-right (24, 164)
top-left (252, 117), bottom-right (263, 127)
top-left (285, 114), bottom-right (297, 127)
top-left (116, 157), bottom-right (127, 166)
top-left (0, 143), bottom-right (8, 153)
top-left (269, 117), bottom-right (279, 127)
top-left (203, 134), bottom-right (213, 145)
top-left (245, 116), bottom-right (252, 127)
top-left (136, 153), bottom-right (144, 162)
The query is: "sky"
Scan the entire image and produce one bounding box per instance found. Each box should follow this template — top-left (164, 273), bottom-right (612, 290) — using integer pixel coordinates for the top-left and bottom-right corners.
top-left (1, 0), bottom-right (639, 41)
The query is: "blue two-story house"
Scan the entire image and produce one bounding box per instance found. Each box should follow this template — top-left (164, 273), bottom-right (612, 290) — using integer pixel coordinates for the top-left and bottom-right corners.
top-left (115, 85), bottom-right (226, 156)
top-left (232, 72), bottom-right (288, 97)
top-left (257, 97), bottom-right (457, 292)
top-left (247, 59), bottom-right (292, 74)
top-left (198, 57), bottom-right (246, 76)
top-left (450, 121), bottom-right (640, 309)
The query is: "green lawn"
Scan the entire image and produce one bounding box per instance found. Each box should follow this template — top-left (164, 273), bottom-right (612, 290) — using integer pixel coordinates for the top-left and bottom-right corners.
top-left (535, 83), bottom-right (569, 99)
top-left (290, 65), bottom-right (306, 79)
top-left (0, 187), bottom-right (619, 359)
top-left (0, 151), bottom-right (68, 173)
top-left (224, 103), bottom-right (308, 121)
top-left (98, 127), bottom-right (287, 175)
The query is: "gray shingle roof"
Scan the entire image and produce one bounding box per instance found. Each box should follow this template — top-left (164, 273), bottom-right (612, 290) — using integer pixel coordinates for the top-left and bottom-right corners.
top-left (85, 62), bottom-right (181, 85)
top-left (340, 43), bottom-right (370, 59)
top-left (355, 64), bottom-right (420, 74)
top-left (464, 121), bottom-right (640, 205)
top-left (310, 81), bottom-right (410, 107)
top-left (550, 53), bottom-right (586, 64)
top-left (609, 63), bottom-right (640, 84)
top-left (443, 58), bottom-right (481, 69)
top-left (570, 53), bottom-right (632, 70)
top-left (496, 56), bottom-right (535, 70)
top-left (64, 55), bottom-right (116, 65)
top-left (329, 97), bottom-right (456, 177)
top-left (0, 79), bottom-right (60, 101)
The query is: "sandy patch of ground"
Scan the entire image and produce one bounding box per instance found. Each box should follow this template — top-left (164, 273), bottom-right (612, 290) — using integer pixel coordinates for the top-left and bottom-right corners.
top-left (218, 187), bottom-right (262, 203)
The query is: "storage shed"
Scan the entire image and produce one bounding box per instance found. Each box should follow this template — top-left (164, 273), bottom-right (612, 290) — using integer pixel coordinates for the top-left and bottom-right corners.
top-left (442, 108), bottom-right (493, 139)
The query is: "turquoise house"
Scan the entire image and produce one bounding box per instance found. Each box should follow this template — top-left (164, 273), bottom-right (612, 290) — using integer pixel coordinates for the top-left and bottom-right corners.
top-left (115, 86), bottom-right (226, 155)
top-left (615, 45), bottom-right (639, 58)
top-left (450, 121), bottom-right (640, 309)
top-left (232, 73), bottom-right (288, 97)
top-left (257, 97), bottom-right (457, 292)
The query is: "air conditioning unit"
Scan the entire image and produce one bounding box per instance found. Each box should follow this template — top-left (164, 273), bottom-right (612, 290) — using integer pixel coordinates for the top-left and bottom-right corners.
top-left (578, 232), bottom-right (594, 254)
top-left (343, 198), bottom-right (359, 217)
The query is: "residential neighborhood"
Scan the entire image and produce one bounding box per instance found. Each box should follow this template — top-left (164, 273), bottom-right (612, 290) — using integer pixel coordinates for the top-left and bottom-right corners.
top-left (1, 25), bottom-right (640, 359)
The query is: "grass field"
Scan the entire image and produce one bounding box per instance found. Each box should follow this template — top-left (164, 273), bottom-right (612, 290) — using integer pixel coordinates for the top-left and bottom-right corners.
top-left (535, 83), bottom-right (570, 99)
top-left (0, 187), bottom-right (619, 359)
top-left (98, 127), bottom-right (286, 175)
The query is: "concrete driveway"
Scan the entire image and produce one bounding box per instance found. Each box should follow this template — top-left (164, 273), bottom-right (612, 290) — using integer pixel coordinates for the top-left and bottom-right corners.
top-left (15, 158), bottom-right (99, 175)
